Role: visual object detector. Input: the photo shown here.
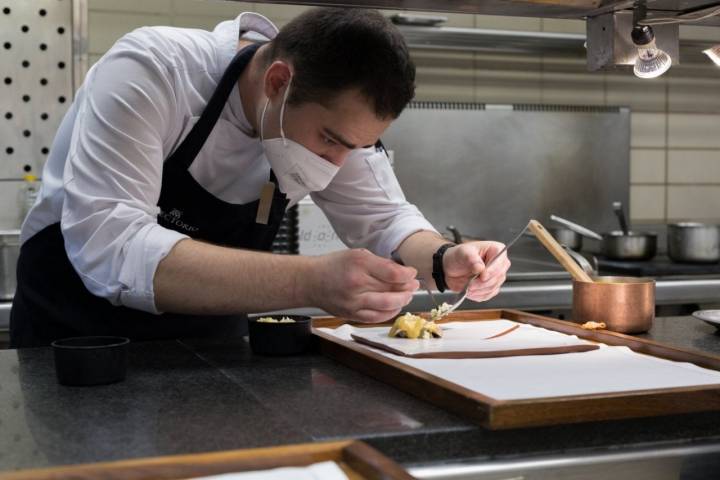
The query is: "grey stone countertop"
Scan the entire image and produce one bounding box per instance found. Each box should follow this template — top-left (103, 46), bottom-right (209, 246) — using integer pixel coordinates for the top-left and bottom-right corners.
top-left (1, 316), bottom-right (720, 475)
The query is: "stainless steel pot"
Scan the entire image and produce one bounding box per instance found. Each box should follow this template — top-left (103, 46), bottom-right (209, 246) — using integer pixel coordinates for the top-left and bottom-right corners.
top-left (601, 231), bottom-right (657, 261)
top-left (548, 227), bottom-right (582, 251)
top-left (0, 230), bottom-right (20, 301)
top-left (667, 222), bottom-right (720, 263)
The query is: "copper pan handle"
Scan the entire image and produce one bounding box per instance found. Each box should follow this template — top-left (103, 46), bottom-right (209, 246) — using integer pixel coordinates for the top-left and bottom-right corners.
top-left (528, 219), bottom-right (594, 283)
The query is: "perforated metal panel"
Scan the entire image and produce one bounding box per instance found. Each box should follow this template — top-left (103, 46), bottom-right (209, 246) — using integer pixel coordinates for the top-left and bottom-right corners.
top-left (0, 0), bottom-right (74, 181)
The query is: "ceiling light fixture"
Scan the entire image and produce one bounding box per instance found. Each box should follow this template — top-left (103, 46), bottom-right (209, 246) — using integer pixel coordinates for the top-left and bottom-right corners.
top-left (703, 45), bottom-right (720, 66)
top-left (631, 25), bottom-right (672, 78)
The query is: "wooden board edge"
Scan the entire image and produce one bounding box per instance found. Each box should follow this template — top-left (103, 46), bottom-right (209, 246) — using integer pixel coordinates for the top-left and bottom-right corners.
top-left (500, 309), bottom-right (720, 371)
top-left (0, 440), bottom-right (413, 480)
top-left (314, 308), bottom-right (720, 430)
top-left (489, 385), bottom-right (720, 429)
top-left (341, 441), bottom-right (417, 480)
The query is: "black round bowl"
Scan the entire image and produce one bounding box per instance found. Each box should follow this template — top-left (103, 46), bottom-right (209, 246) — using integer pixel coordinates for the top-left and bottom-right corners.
top-left (51, 336), bottom-right (129, 386)
top-left (248, 315), bottom-right (312, 356)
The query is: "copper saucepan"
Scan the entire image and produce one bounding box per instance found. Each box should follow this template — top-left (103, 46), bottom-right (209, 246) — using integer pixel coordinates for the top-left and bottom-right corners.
top-left (572, 276), bottom-right (655, 334)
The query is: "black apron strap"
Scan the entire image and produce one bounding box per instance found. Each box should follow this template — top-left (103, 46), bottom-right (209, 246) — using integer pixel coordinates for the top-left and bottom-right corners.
top-left (170, 43), bottom-right (261, 170)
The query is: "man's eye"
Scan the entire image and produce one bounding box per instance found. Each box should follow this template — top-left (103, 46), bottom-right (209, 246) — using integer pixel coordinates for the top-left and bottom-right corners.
top-left (322, 135), bottom-right (337, 146)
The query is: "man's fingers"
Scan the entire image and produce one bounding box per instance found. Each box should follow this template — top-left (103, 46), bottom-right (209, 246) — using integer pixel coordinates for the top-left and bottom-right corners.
top-left (359, 291), bottom-right (414, 312)
top-left (364, 255), bottom-right (417, 285)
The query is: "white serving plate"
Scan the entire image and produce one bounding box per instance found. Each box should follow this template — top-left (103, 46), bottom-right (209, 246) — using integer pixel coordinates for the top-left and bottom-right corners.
top-left (692, 310), bottom-right (720, 330)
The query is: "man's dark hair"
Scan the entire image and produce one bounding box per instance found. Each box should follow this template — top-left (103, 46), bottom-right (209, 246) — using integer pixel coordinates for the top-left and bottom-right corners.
top-left (266, 8), bottom-right (415, 119)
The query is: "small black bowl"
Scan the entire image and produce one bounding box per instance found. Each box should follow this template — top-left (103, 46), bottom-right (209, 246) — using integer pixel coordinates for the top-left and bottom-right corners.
top-left (51, 336), bottom-right (129, 386)
top-left (248, 315), bottom-right (312, 356)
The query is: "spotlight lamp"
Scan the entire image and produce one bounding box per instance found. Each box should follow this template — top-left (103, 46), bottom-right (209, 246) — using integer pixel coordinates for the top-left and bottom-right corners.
top-left (631, 25), bottom-right (672, 78)
top-left (703, 45), bottom-right (720, 66)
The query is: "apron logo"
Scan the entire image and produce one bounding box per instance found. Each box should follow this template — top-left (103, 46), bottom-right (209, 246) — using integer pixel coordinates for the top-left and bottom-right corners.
top-left (159, 208), bottom-right (200, 233)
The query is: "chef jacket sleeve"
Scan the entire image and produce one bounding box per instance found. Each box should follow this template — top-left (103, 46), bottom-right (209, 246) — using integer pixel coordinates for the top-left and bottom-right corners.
top-left (310, 147), bottom-right (438, 259)
top-left (60, 31), bottom-right (189, 314)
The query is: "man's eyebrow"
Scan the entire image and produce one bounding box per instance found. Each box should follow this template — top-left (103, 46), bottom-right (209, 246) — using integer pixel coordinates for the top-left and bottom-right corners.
top-left (323, 127), bottom-right (374, 150)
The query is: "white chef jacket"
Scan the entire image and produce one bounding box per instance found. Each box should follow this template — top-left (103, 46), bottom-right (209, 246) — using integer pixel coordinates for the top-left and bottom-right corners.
top-left (21, 12), bottom-right (437, 314)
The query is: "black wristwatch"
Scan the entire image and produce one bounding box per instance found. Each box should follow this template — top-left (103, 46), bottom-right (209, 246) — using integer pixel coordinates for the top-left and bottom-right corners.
top-left (432, 243), bottom-right (455, 292)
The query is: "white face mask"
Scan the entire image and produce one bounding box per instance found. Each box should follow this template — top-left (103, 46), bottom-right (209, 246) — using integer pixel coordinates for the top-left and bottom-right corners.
top-left (260, 76), bottom-right (339, 203)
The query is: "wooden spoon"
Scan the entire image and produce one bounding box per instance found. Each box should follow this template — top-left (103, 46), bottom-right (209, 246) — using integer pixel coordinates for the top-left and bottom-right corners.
top-left (528, 219), bottom-right (593, 283)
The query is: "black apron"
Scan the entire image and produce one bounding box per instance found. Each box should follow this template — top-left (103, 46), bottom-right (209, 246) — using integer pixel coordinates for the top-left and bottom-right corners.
top-left (10, 42), bottom-right (289, 348)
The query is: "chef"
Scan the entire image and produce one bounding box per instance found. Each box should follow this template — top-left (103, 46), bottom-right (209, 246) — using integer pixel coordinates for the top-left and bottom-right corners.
top-left (9, 8), bottom-right (511, 348)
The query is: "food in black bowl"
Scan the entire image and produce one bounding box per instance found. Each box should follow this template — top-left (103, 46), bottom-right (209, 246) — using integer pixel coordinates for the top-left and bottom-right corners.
top-left (248, 315), bottom-right (312, 355)
top-left (51, 336), bottom-right (129, 386)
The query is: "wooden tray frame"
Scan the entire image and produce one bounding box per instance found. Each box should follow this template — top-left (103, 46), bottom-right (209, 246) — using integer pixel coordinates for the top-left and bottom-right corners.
top-left (0, 440), bottom-right (414, 480)
top-left (313, 309), bottom-right (720, 430)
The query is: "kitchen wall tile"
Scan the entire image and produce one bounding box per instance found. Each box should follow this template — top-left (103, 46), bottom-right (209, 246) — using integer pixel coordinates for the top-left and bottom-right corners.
top-left (413, 50), bottom-right (475, 102)
top-left (679, 25), bottom-right (720, 42)
top-left (89, 0), bottom-right (171, 14)
top-left (172, 0), bottom-right (253, 17)
top-left (668, 113), bottom-right (720, 148)
top-left (631, 149), bottom-right (666, 184)
top-left (252, 4), bottom-right (310, 28)
top-left (172, 15), bottom-right (228, 30)
top-left (631, 113), bottom-right (667, 148)
top-left (667, 186), bottom-right (720, 221)
top-left (668, 77), bottom-right (720, 114)
top-left (630, 185), bottom-right (666, 221)
top-left (474, 15), bottom-right (541, 31)
top-left (0, 181), bottom-right (26, 230)
top-left (88, 12), bottom-right (163, 54)
top-left (474, 53), bottom-right (541, 104)
top-left (605, 73), bottom-right (666, 112)
top-left (540, 56), bottom-right (605, 105)
top-left (668, 150), bottom-right (720, 183)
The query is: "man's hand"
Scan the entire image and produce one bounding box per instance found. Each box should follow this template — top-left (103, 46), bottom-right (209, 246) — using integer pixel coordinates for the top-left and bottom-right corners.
top-left (443, 241), bottom-right (511, 302)
top-left (306, 249), bottom-right (419, 323)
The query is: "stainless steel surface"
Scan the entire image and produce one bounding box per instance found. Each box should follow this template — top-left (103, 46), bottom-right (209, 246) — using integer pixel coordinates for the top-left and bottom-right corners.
top-left (548, 226), bottom-right (582, 251)
top-left (601, 231), bottom-right (658, 260)
top-left (383, 103), bottom-right (630, 243)
top-left (551, 214), bottom-right (603, 240)
top-left (0, 231), bottom-right (20, 301)
top-left (667, 222), bottom-right (720, 263)
top-left (409, 443), bottom-right (720, 480)
top-left (0, 0), bottom-right (74, 182)
top-left (0, 302), bottom-right (11, 332)
top-left (242, 1), bottom-right (720, 27)
top-left (395, 23), bottom-right (716, 61)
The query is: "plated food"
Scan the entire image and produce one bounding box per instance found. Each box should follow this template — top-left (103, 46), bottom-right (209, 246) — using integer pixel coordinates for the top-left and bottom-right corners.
top-left (430, 302), bottom-right (452, 321)
top-left (257, 316), bottom-right (296, 323)
top-left (580, 321), bottom-right (606, 330)
top-left (388, 313), bottom-right (443, 339)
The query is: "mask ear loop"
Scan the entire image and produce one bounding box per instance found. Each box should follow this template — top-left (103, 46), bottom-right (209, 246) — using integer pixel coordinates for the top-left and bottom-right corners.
top-left (259, 73), bottom-right (293, 145)
top-left (259, 98), bottom-right (270, 142)
top-left (278, 75), bottom-right (293, 147)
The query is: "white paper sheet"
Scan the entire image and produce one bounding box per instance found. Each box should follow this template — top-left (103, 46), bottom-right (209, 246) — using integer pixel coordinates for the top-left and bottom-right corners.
top-left (319, 320), bottom-right (720, 400)
top-left (347, 320), bottom-right (593, 356)
top-left (192, 461), bottom-right (347, 480)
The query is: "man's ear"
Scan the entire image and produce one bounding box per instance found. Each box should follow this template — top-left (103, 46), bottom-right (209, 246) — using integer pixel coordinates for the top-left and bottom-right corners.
top-left (263, 61), bottom-right (292, 100)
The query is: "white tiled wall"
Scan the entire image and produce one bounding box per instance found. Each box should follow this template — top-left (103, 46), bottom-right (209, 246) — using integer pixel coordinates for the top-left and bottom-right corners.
top-left (83, 0), bottom-right (720, 225)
